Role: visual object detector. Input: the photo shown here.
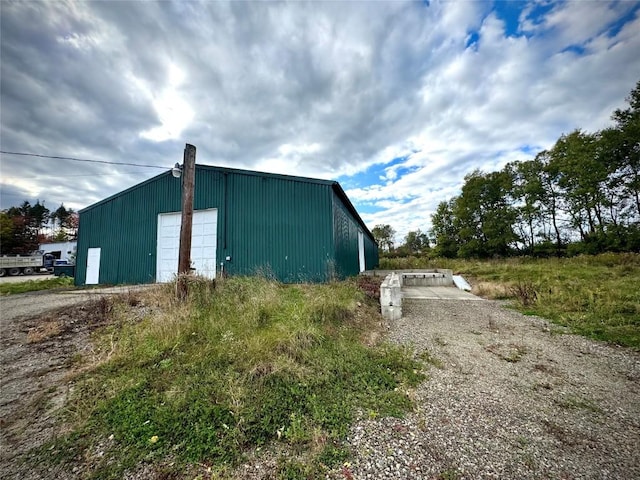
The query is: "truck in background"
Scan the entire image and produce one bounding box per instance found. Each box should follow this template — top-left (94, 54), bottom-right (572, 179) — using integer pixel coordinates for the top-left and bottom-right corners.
top-left (38, 241), bottom-right (77, 263)
top-left (0, 252), bottom-right (55, 277)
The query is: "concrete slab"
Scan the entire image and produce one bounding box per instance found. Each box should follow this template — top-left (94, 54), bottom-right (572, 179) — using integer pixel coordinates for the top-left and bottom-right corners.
top-left (401, 286), bottom-right (482, 301)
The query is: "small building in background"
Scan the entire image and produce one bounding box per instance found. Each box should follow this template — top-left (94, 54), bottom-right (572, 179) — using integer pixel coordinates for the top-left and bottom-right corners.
top-left (75, 165), bottom-right (378, 286)
top-left (39, 241), bottom-right (77, 263)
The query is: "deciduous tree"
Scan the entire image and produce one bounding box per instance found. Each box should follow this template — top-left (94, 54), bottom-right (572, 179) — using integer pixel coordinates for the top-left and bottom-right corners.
top-left (431, 200), bottom-right (460, 258)
top-left (404, 229), bottom-right (430, 255)
top-left (372, 224), bottom-right (396, 252)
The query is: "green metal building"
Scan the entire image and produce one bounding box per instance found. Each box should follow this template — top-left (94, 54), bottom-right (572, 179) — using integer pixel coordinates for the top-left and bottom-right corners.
top-left (75, 165), bottom-right (378, 285)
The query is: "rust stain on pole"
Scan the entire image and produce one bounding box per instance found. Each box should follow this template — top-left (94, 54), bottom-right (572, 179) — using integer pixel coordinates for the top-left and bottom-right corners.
top-left (177, 143), bottom-right (196, 300)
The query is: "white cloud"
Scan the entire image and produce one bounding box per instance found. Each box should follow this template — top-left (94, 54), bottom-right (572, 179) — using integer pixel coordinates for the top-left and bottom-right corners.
top-left (522, 1), bottom-right (636, 49)
top-left (1, 0), bottom-right (638, 243)
top-left (140, 63), bottom-right (194, 142)
top-left (341, 2), bottom-right (640, 238)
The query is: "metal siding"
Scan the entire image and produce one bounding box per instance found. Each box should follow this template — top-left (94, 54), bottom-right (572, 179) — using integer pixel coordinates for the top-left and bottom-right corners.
top-left (76, 168), bottom-right (333, 285)
top-left (332, 191), bottom-right (358, 278)
top-left (365, 233), bottom-right (379, 270)
top-left (224, 174), bottom-right (334, 282)
top-left (76, 174), bottom-right (184, 285)
top-left (331, 191), bottom-right (379, 277)
top-left (194, 171), bottom-right (225, 277)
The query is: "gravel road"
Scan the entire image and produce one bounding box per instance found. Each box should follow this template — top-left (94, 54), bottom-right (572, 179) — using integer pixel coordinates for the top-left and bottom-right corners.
top-left (0, 285), bottom-right (154, 323)
top-left (1, 290), bottom-right (98, 322)
top-left (329, 297), bottom-right (640, 480)
top-left (0, 285), bottom-right (156, 480)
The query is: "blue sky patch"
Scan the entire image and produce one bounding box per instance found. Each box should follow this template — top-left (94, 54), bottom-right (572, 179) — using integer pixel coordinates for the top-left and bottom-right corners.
top-left (393, 163), bottom-right (421, 179)
top-left (466, 31), bottom-right (480, 50)
top-left (607, 3), bottom-right (640, 38)
top-left (337, 155), bottom-right (410, 189)
top-left (493, 1), bottom-right (528, 37)
top-left (494, 0), bottom-right (558, 38)
top-left (561, 44), bottom-right (586, 56)
top-left (524, 1), bottom-right (557, 28)
top-left (520, 145), bottom-right (540, 156)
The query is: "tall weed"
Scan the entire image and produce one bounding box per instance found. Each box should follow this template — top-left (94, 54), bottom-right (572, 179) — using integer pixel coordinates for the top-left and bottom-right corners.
top-left (45, 276), bottom-right (423, 478)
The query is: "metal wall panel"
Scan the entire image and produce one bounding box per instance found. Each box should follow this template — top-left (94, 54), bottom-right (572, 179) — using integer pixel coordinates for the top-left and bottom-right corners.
top-left (223, 174), bottom-right (334, 282)
top-left (76, 173), bottom-right (184, 285)
top-left (76, 167), bottom-right (338, 285)
top-left (331, 190), bottom-right (379, 277)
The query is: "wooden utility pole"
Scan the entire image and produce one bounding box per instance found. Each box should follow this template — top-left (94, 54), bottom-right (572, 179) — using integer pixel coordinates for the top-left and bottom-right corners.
top-left (177, 143), bottom-right (196, 300)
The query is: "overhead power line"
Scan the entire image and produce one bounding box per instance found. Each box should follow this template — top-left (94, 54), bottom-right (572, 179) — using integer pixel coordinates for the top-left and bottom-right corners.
top-left (0, 150), bottom-right (168, 169)
top-left (2, 171), bottom-right (153, 179)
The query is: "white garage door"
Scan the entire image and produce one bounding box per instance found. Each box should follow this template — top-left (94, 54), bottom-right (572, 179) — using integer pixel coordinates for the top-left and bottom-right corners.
top-left (156, 209), bottom-right (217, 282)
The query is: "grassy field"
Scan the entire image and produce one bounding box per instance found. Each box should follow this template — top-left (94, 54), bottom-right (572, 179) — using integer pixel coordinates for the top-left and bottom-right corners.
top-left (380, 253), bottom-right (640, 349)
top-left (37, 276), bottom-right (423, 479)
top-left (0, 276), bottom-right (74, 295)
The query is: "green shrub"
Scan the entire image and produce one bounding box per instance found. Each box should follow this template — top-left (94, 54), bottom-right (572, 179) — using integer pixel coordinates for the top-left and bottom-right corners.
top-left (40, 277), bottom-right (423, 478)
top-left (0, 276), bottom-right (73, 295)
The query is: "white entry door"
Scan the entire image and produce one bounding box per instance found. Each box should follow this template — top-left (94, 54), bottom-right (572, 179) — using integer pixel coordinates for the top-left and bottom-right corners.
top-left (86, 247), bottom-right (101, 285)
top-left (156, 209), bottom-right (217, 282)
top-left (358, 231), bottom-right (366, 272)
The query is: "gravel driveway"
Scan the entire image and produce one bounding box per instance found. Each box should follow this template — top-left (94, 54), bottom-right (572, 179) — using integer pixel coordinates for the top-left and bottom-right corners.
top-left (2, 287), bottom-right (639, 479)
top-left (332, 296), bottom-right (640, 479)
top-left (0, 285), bottom-right (155, 480)
top-left (0, 285), bottom-right (154, 322)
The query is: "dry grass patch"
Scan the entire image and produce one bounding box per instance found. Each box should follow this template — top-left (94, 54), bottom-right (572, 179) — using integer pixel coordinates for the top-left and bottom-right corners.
top-left (27, 320), bottom-right (63, 343)
top-left (471, 281), bottom-right (511, 299)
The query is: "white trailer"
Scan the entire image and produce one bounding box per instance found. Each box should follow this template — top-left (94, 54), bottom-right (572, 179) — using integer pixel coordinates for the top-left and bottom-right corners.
top-left (38, 241), bottom-right (77, 263)
top-left (0, 254), bottom-right (54, 277)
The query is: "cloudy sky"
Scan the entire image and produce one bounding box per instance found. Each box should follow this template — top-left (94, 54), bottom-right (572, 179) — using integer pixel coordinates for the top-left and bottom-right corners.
top-left (1, 0), bottom-right (639, 241)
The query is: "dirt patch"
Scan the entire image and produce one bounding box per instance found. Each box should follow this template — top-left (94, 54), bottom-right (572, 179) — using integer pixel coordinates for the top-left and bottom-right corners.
top-left (485, 341), bottom-right (528, 363)
top-left (0, 299), bottom-right (118, 479)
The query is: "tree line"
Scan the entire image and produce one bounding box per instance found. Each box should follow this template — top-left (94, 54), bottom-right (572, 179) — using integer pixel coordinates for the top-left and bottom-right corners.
top-left (375, 81), bottom-right (640, 259)
top-left (0, 200), bottom-right (78, 255)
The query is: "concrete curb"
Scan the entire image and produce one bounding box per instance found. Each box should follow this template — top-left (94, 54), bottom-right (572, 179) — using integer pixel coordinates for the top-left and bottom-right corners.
top-left (380, 272), bottom-right (402, 321)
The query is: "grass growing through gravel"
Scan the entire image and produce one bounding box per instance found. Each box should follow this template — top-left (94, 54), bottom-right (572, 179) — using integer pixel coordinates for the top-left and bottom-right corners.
top-left (380, 253), bottom-right (640, 349)
top-left (39, 276), bottom-right (423, 478)
top-left (0, 276), bottom-right (74, 295)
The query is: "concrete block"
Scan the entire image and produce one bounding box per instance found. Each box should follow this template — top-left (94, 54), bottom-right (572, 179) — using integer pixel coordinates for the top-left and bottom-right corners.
top-left (380, 273), bottom-right (402, 306)
top-left (401, 269), bottom-right (453, 286)
top-left (381, 305), bottom-right (402, 321)
top-left (380, 272), bottom-right (403, 320)
top-left (380, 283), bottom-right (402, 307)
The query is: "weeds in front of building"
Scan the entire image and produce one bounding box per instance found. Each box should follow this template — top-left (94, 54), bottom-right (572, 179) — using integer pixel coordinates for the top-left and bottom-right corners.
top-left (31, 276), bottom-right (423, 478)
